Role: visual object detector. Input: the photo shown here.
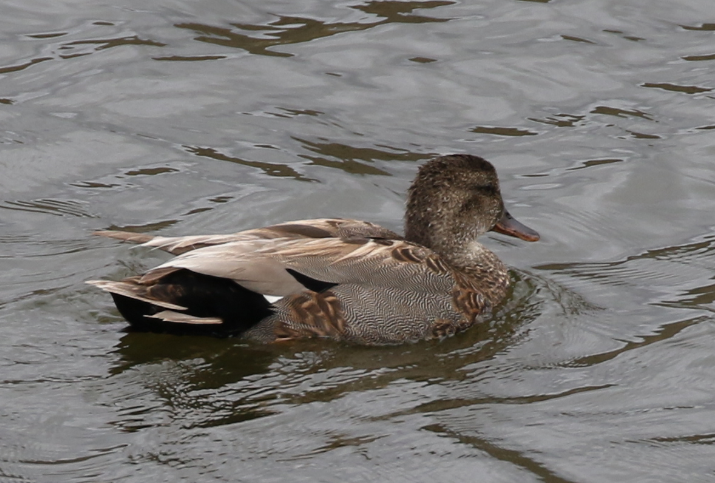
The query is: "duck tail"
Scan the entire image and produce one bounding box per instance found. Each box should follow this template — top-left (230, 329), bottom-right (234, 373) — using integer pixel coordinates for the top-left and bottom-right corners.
top-left (87, 270), bottom-right (273, 336)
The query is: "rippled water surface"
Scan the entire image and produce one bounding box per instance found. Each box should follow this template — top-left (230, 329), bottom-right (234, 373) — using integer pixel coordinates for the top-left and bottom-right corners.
top-left (2, 0), bottom-right (715, 481)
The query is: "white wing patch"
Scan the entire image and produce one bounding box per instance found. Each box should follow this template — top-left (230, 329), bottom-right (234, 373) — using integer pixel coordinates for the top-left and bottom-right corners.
top-left (263, 295), bottom-right (283, 304)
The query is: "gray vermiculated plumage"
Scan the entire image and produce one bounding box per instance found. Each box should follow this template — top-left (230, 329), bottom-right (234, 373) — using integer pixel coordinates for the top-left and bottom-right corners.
top-left (87, 155), bottom-right (539, 345)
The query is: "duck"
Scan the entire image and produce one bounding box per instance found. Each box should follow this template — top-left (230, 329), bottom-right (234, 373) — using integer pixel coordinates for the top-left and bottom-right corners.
top-left (87, 154), bottom-right (539, 345)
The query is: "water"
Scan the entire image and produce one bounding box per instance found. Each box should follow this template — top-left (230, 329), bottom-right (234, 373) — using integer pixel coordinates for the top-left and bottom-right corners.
top-left (2, 0), bottom-right (715, 481)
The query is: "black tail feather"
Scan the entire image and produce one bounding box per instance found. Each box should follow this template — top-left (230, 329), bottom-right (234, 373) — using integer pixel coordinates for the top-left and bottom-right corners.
top-left (112, 269), bottom-right (273, 337)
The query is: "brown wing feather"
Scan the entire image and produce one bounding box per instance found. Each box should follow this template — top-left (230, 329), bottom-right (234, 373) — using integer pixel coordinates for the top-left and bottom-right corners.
top-left (271, 290), bottom-right (346, 340)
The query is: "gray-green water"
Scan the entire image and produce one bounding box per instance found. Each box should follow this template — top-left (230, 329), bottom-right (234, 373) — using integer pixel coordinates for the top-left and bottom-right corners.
top-left (2, 0), bottom-right (715, 481)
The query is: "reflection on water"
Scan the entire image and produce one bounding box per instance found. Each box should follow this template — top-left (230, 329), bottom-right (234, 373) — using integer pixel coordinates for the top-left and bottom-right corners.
top-left (177, 1), bottom-right (452, 58)
top-left (0, 198), bottom-right (95, 218)
top-left (471, 126), bottom-right (539, 137)
top-left (642, 82), bottom-right (713, 95)
top-left (296, 137), bottom-right (428, 175)
top-left (184, 145), bottom-right (314, 180)
top-left (2, 0), bottom-right (715, 481)
top-left (566, 315), bottom-right (709, 368)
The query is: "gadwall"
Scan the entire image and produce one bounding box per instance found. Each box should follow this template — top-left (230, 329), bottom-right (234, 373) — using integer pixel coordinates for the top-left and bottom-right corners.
top-left (88, 154), bottom-right (539, 344)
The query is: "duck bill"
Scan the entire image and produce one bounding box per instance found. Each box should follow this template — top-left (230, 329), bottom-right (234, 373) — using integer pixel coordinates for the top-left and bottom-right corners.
top-left (492, 210), bottom-right (540, 242)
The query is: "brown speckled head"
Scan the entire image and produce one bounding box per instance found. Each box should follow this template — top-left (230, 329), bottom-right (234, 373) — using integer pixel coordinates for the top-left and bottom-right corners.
top-left (405, 154), bottom-right (506, 258)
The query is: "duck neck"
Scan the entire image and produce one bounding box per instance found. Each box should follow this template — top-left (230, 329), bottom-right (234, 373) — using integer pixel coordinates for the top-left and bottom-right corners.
top-left (450, 240), bottom-right (506, 274)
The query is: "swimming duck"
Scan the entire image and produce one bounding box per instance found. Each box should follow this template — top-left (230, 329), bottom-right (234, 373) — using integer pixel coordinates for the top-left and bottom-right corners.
top-left (87, 154), bottom-right (539, 344)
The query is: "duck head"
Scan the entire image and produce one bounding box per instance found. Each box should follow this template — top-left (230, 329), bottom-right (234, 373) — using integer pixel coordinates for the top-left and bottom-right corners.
top-left (405, 154), bottom-right (539, 258)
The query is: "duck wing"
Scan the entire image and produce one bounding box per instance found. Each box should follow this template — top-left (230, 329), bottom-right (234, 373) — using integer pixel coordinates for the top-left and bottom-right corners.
top-left (153, 236), bottom-right (454, 298)
top-left (93, 218), bottom-right (401, 255)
